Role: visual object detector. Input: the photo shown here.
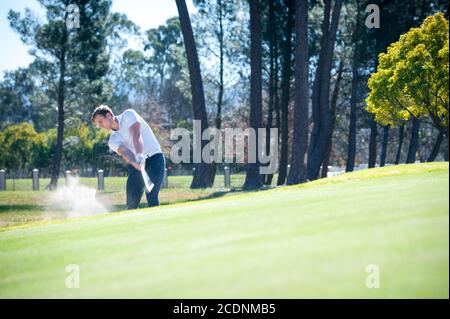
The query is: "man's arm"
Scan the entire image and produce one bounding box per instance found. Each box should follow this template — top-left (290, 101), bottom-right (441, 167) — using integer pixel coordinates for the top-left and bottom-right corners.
top-left (117, 145), bottom-right (141, 170)
top-left (130, 122), bottom-right (144, 155)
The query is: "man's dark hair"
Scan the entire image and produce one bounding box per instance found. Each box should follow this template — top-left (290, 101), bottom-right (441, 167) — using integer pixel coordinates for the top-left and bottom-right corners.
top-left (91, 105), bottom-right (114, 123)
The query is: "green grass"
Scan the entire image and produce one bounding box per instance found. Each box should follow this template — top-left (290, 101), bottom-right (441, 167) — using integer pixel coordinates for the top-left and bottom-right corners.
top-left (0, 162), bottom-right (448, 298)
top-left (0, 174), bottom-right (253, 228)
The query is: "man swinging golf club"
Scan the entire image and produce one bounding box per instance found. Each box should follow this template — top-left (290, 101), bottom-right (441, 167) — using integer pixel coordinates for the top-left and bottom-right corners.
top-left (91, 105), bottom-right (165, 209)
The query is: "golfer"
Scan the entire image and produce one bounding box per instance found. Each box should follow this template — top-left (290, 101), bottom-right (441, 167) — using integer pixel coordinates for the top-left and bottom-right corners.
top-left (91, 105), bottom-right (165, 209)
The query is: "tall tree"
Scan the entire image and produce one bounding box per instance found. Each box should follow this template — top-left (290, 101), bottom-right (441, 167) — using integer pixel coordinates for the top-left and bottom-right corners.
top-left (69, 0), bottom-right (112, 120)
top-left (276, 0), bottom-right (294, 186)
top-left (144, 17), bottom-right (183, 98)
top-left (307, 0), bottom-right (343, 180)
top-left (9, 0), bottom-right (118, 188)
top-left (192, 0), bottom-right (247, 185)
top-left (427, 129), bottom-right (444, 162)
top-left (380, 126), bottom-right (389, 166)
top-left (321, 60), bottom-right (344, 178)
top-left (287, 0), bottom-right (309, 185)
top-left (243, 0), bottom-right (263, 189)
top-left (368, 116), bottom-right (378, 168)
top-left (366, 7), bottom-right (448, 168)
top-left (263, 0), bottom-right (279, 185)
top-left (193, 0), bottom-right (246, 128)
top-left (345, 0), bottom-right (363, 172)
top-left (367, 13), bottom-right (449, 138)
top-left (9, 1), bottom-right (70, 189)
top-left (395, 123), bottom-right (405, 164)
top-left (406, 118), bottom-right (421, 163)
top-left (176, 0), bottom-right (214, 188)
top-left (51, 14), bottom-right (68, 189)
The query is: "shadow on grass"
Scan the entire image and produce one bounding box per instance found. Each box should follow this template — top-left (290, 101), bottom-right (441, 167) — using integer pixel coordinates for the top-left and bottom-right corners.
top-left (0, 189), bottom-right (239, 215)
top-left (109, 190), bottom-right (231, 212)
top-left (0, 204), bottom-right (47, 213)
top-left (0, 184), bottom-right (277, 228)
top-left (108, 185), bottom-right (275, 212)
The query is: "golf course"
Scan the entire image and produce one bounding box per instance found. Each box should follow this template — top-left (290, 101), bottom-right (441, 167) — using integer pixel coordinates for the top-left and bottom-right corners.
top-left (0, 162), bottom-right (448, 298)
top-left (0, 174), bottom-right (250, 229)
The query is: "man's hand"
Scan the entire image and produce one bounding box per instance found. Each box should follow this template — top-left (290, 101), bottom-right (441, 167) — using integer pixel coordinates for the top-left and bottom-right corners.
top-left (131, 161), bottom-right (141, 171)
top-left (118, 145), bottom-right (141, 170)
top-left (135, 153), bottom-right (146, 166)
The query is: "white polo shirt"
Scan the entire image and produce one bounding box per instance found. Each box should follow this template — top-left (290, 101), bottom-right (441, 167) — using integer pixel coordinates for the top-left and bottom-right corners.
top-left (108, 109), bottom-right (162, 157)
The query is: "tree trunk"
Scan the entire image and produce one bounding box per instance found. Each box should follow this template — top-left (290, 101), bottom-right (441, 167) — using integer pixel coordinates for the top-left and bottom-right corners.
top-left (243, 0), bottom-right (263, 190)
top-left (427, 130), bottom-right (444, 162)
top-left (444, 138), bottom-right (449, 161)
top-left (380, 125), bottom-right (389, 167)
top-left (210, 0), bottom-right (225, 187)
top-left (406, 117), bottom-right (420, 163)
top-left (276, 0), bottom-right (294, 186)
top-left (306, 0), bottom-right (342, 180)
top-left (287, 0), bottom-right (309, 185)
top-left (395, 123), bottom-right (405, 164)
top-left (274, 55), bottom-right (280, 176)
top-left (308, 0), bottom-right (330, 178)
top-left (49, 19), bottom-right (68, 190)
top-left (345, 68), bottom-right (359, 172)
top-left (321, 60), bottom-right (344, 178)
top-left (176, 0), bottom-right (214, 188)
top-left (268, 18), bottom-right (280, 186)
top-left (159, 69), bottom-right (164, 99)
top-left (215, 0), bottom-right (224, 131)
top-left (368, 117), bottom-right (378, 168)
top-left (264, 0), bottom-right (276, 186)
top-left (345, 1), bottom-right (363, 172)
top-left (274, 5), bottom-right (281, 162)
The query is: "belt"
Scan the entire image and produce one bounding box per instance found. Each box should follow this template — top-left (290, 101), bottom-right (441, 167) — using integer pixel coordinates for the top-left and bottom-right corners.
top-left (142, 152), bottom-right (162, 160)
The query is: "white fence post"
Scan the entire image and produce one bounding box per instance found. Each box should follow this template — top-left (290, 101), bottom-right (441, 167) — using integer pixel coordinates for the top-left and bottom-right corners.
top-left (224, 166), bottom-right (231, 188)
top-left (32, 168), bottom-right (39, 191)
top-left (65, 170), bottom-right (72, 187)
top-left (162, 168), bottom-right (168, 188)
top-left (0, 169), bottom-right (5, 191)
top-left (98, 169), bottom-right (104, 191)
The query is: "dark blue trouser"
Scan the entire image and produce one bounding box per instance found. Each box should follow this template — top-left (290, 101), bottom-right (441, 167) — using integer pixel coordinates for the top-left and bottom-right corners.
top-left (126, 152), bottom-right (165, 209)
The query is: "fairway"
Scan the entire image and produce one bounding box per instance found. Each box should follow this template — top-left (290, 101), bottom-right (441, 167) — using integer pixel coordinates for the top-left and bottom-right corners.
top-left (0, 163), bottom-right (448, 298)
top-left (0, 174), bottom-right (252, 228)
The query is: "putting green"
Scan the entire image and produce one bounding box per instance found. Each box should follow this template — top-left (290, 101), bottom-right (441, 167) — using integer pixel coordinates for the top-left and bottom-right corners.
top-left (0, 163), bottom-right (448, 298)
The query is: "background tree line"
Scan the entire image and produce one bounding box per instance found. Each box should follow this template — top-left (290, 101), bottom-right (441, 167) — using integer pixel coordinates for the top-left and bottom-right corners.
top-left (0, 0), bottom-right (448, 189)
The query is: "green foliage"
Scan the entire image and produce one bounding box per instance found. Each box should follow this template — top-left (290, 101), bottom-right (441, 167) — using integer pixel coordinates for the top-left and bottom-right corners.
top-left (6, 0), bottom-right (136, 125)
top-left (144, 16), bottom-right (183, 78)
top-left (0, 68), bottom-right (36, 129)
top-left (143, 17), bottom-right (193, 126)
top-left (0, 123), bottom-right (50, 172)
top-left (0, 120), bottom-right (118, 174)
top-left (366, 13), bottom-right (449, 132)
top-left (190, 0), bottom-right (250, 118)
top-left (30, 130), bottom-right (53, 170)
top-left (61, 117), bottom-right (113, 172)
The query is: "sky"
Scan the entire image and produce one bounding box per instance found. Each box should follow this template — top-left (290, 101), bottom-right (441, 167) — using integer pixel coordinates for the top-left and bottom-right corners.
top-left (0, 0), bottom-right (196, 79)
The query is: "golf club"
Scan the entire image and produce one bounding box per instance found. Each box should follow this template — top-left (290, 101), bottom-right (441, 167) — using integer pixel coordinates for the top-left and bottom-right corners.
top-left (141, 161), bottom-right (154, 193)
